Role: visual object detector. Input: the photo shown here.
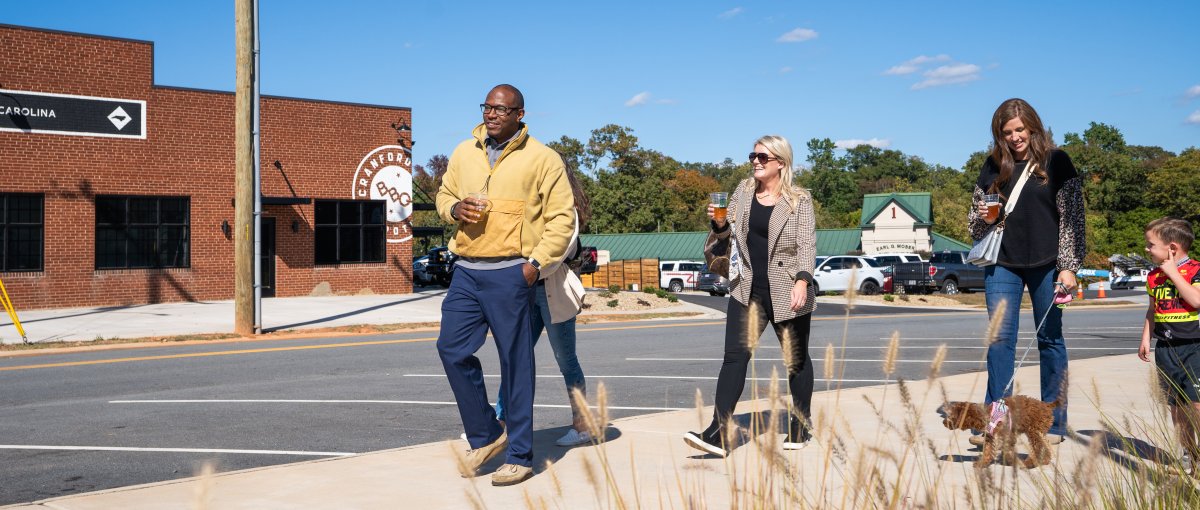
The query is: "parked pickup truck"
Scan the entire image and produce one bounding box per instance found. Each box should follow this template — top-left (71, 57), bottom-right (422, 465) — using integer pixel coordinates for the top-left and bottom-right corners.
top-left (892, 250), bottom-right (985, 295)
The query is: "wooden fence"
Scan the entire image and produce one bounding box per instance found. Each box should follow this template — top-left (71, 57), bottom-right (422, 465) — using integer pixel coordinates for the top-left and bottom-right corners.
top-left (581, 258), bottom-right (659, 290)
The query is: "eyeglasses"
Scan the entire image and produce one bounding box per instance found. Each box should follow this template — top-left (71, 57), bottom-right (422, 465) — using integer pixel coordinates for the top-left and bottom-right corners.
top-left (748, 152), bottom-right (779, 164)
top-left (480, 104), bottom-right (520, 116)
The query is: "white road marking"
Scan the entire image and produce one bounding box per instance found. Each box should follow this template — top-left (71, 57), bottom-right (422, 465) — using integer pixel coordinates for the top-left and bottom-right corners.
top-left (0, 445), bottom-right (352, 456)
top-left (109, 399), bottom-right (687, 412)
top-left (870, 337), bottom-right (1125, 341)
top-left (760, 345), bottom-right (1135, 350)
top-left (397, 374), bottom-right (893, 383)
top-left (625, 357), bottom-right (985, 363)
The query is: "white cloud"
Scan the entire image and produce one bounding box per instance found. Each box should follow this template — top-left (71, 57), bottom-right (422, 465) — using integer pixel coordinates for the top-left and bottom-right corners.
top-left (776, 28), bottom-right (818, 43)
top-left (1187, 85), bottom-right (1200, 99)
top-left (624, 92), bottom-right (651, 107)
top-left (883, 54), bottom-right (950, 75)
top-left (1187, 110), bottom-right (1200, 124)
top-left (912, 63), bottom-right (981, 89)
top-left (779, 66), bottom-right (793, 74)
top-left (718, 7), bottom-right (743, 19)
top-left (835, 138), bottom-right (891, 149)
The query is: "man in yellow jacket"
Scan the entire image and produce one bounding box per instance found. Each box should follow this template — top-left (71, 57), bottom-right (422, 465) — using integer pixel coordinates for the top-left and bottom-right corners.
top-left (435, 84), bottom-right (574, 486)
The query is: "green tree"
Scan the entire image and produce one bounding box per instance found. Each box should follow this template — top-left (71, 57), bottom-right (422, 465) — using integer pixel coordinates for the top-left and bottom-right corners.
top-left (546, 135), bottom-right (587, 174)
top-left (1146, 148), bottom-right (1200, 220)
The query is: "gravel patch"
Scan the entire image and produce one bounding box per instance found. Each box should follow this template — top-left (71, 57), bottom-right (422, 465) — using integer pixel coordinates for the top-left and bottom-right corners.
top-left (581, 290), bottom-right (682, 312)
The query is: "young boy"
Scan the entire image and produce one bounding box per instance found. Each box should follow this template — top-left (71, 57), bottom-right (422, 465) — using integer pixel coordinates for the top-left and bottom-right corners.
top-left (1140, 217), bottom-right (1200, 473)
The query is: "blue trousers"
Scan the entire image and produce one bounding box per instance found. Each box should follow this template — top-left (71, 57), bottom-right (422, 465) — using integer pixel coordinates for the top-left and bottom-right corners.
top-left (436, 265), bottom-right (536, 467)
top-left (496, 282), bottom-right (586, 421)
top-left (984, 263), bottom-right (1069, 436)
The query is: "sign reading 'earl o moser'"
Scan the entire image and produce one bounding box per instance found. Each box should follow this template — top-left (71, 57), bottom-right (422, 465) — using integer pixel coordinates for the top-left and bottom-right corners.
top-left (0, 89), bottom-right (146, 139)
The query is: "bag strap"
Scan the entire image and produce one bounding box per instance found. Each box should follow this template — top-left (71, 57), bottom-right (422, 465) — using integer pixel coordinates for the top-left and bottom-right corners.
top-left (1004, 163), bottom-right (1036, 215)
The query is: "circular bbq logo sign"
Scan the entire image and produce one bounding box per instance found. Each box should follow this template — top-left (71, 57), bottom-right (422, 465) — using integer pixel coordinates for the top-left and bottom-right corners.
top-left (352, 145), bottom-right (413, 243)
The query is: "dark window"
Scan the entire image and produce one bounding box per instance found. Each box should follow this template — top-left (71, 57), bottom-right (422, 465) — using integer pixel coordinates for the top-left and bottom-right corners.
top-left (0, 194), bottom-right (44, 272)
top-left (314, 200), bottom-right (386, 265)
top-left (931, 252), bottom-right (960, 264)
top-left (822, 258), bottom-right (845, 270)
top-left (95, 196), bottom-right (190, 269)
top-left (679, 263), bottom-right (704, 271)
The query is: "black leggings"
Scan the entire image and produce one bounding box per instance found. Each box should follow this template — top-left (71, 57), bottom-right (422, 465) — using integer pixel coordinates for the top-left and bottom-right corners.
top-left (709, 294), bottom-right (814, 433)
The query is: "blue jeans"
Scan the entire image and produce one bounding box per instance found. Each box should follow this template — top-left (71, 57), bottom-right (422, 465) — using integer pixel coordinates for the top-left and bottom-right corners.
top-left (984, 263), bottom-right (1068, 436)
top-left (496, 282), bottom-right (586, 421)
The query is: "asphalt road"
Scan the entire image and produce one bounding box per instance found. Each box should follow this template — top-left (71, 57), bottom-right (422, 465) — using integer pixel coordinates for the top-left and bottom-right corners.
top-left (0, 301), bottom-right (1146, 505)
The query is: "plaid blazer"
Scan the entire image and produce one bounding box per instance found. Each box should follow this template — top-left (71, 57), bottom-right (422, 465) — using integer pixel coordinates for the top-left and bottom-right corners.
top-left (704, 178), bottom-right (817, 322)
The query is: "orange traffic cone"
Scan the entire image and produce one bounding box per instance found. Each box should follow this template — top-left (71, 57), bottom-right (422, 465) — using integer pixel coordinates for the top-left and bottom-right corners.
top-left (1097, 284), bottom-right (1107, 299)
top-left (1077, 287), bottom-right (1084, 300)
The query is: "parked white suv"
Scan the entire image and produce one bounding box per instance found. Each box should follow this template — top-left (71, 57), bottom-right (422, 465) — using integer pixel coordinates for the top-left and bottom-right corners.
top-left (660, 260), bottom-right (704, 292)
top-left (813, 256), bottom-right (887, 295)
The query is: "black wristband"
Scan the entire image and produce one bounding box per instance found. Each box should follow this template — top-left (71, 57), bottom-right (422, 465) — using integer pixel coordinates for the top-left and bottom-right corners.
top-left (450, 201), bottom-right (461, 221)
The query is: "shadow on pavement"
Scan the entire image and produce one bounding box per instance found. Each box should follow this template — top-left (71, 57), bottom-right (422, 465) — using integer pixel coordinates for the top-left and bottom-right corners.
top-left (266, 292), bottom-right (444, 332)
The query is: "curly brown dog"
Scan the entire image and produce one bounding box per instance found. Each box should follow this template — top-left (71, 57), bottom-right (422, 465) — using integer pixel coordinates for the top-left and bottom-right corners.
top-left (942, 395), bottom-right (1059, 468)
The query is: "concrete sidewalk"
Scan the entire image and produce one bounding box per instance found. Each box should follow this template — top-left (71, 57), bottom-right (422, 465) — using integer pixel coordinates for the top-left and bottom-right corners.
top-left (1, 352), bottom-right (1169, 509)
top-left (0, 289), bottom-right (721, 345)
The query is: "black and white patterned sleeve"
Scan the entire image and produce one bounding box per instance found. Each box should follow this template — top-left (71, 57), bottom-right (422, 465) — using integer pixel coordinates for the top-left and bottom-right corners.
top-left (967, 185), bottom-right (990, 240)
top-left (1056, 177), bottom-right (1086, 272)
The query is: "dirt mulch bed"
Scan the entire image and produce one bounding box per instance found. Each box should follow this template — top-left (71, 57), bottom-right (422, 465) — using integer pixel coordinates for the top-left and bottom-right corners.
top-left (581, 290), bottom-right (682, 312)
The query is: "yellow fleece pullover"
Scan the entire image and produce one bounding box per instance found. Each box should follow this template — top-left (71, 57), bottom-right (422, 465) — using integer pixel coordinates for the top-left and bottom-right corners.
top-left (436, 123), bottom-right (574, 269)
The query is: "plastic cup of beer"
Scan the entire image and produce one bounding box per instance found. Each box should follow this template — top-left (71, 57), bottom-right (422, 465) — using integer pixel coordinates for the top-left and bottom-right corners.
top-left (467, 191), bottom-right (490, 219)
top-left (983, 194), bottom-right (1000, 222)
top-left (710, 192), bottom-right (729, 222)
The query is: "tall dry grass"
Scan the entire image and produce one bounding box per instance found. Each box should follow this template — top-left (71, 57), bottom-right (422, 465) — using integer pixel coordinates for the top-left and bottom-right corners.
top-left (497, 284), bottom-right (1200, 509)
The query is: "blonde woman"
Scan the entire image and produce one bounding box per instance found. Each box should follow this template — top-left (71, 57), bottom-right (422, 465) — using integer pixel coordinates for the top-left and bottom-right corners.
top-left (685, 135), bottom-right (818, 457)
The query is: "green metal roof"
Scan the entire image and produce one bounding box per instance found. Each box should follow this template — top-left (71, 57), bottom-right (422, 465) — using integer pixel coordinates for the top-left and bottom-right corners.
top-left (860, 192), bottom-right (932, 227)
top-left (931, 232), bottom-right (972, 252)
top-left (815, 229), bottom-right (862, 256)
top-left (580, 232), bottom-right (708, 261)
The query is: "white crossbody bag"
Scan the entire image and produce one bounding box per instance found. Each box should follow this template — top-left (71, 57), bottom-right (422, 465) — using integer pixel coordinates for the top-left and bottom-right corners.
top-left (967, 163), bottom-right (1036, 267)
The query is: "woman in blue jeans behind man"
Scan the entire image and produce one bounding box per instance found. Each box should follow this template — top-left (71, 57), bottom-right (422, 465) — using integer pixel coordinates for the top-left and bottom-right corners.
top-left (968, 98), bottom-right (1086, 443)
top-left (495, 155), bottom-right (592, 447)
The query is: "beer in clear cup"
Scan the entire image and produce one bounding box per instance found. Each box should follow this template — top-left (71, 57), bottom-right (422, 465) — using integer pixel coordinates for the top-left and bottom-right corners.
top-left (710, 192), bottom-right (729, 223)
top-left (983, 194), bottom-right (1000, 223)
top-left (468, 191), bottom-right (490, 220)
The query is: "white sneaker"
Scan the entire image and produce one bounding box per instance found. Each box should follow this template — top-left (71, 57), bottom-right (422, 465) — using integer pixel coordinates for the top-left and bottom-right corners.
top-left (555, 429), bottom-right (593, 447)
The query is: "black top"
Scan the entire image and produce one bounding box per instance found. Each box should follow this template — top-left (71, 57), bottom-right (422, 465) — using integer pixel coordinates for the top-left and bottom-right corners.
top-left (748, 198), bottom-right (773, 299)
top-left (975, 150), bottom-right (1078, 268)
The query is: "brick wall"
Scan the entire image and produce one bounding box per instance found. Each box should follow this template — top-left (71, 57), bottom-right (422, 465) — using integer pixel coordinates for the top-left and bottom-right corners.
top-left (0, 25), bottom-right (414, 310)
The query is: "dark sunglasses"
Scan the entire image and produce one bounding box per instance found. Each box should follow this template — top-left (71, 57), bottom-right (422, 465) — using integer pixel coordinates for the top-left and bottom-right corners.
top-left (748, 152), bottom-right (779, 164)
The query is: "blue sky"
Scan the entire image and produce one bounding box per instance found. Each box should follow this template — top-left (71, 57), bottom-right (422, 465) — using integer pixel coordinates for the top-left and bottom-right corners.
top-left (6, 1), bottom-right (1198, 171)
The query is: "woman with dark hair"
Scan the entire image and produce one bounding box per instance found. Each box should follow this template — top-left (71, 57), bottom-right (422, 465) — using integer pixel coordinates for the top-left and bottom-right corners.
top-left (684, 134), bottom-right (818, 457)
top-left (495, 154), bottom-right (593, 447)
top-left (968, 98), bottom-right (1086, 445)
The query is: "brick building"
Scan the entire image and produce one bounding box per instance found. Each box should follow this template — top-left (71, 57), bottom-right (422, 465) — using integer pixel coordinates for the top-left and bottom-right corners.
top-left (0, 24), bottom-right (417, 310)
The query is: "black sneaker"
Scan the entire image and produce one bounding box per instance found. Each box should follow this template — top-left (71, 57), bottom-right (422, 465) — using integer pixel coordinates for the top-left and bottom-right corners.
top-left (683, 430), bottom-right (728, 457)
top-left (783, 421), bottom-right (812, 450)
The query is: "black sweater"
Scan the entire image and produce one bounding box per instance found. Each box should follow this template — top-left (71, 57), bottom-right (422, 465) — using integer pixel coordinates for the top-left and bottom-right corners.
top-left (968, 150), bottom-right (1087, 270)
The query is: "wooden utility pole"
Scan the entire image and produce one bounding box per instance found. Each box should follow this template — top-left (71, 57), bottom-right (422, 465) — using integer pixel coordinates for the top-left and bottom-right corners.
top-left (234, 0), bottom-right (254, 335)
